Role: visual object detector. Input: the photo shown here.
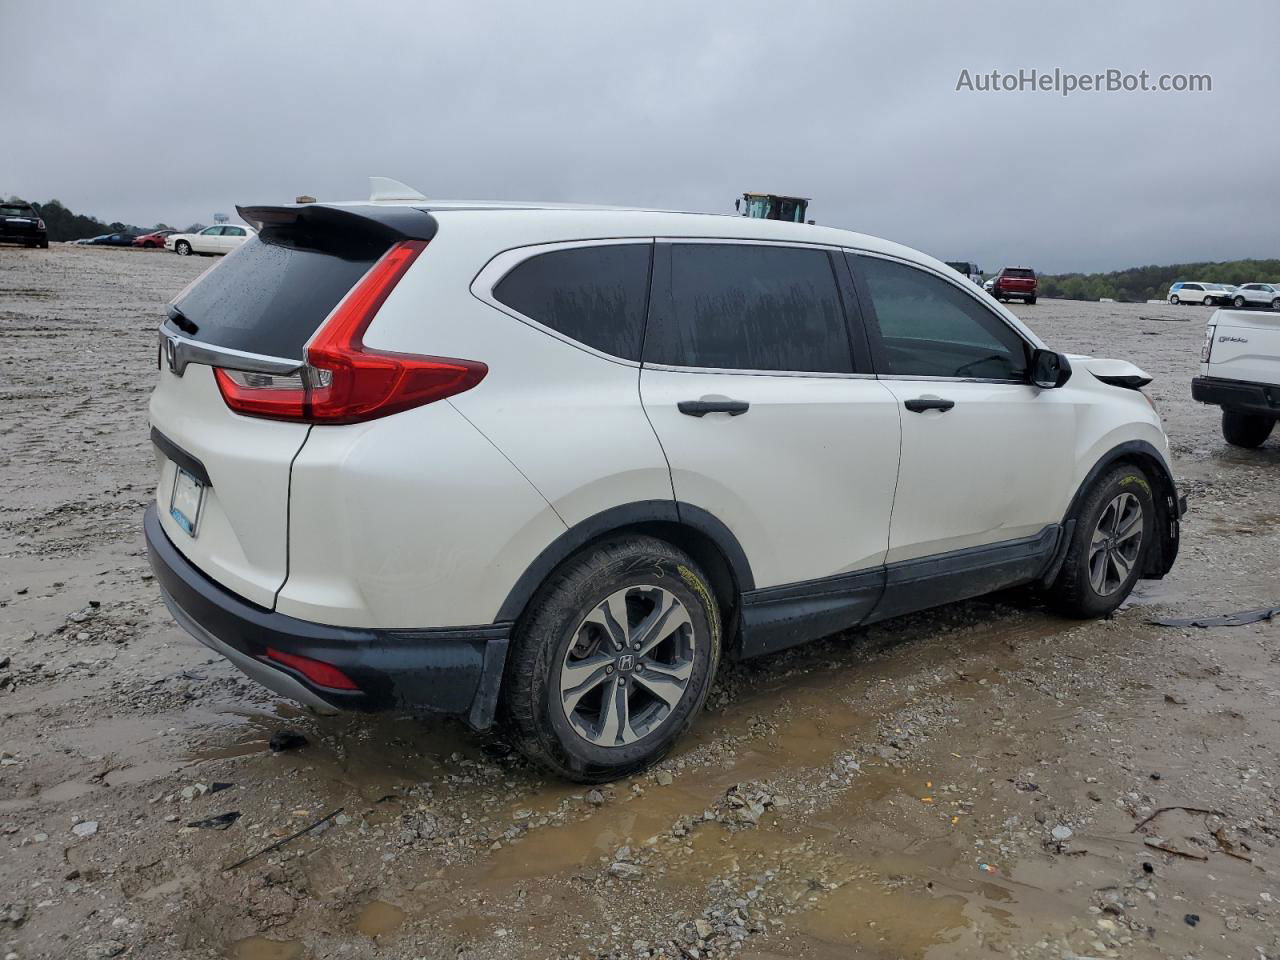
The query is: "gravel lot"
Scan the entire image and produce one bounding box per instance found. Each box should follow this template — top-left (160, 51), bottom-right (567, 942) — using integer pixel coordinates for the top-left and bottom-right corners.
top-left (2, 245), bottom-right (1278, 960)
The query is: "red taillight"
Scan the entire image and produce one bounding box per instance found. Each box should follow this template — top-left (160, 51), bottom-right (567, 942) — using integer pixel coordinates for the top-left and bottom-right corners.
top-left (215, 239), bottom-right (487, 424)
top-left (265, 648), bottom-right (360, 691)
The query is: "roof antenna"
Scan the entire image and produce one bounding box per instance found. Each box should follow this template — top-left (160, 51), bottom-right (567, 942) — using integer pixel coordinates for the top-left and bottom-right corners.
top-left (369, 176), bottom-right (427, 202)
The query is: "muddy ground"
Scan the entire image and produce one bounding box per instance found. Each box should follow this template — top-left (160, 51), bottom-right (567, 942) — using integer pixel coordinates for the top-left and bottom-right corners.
top-left (2, 245), bottom-right (1278, 960)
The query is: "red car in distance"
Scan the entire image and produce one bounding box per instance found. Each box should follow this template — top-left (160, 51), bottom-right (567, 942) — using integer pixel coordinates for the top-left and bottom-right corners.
top-left (134, 229), bottom-right (177, 249)
top-left (991, 266), bottom-right (1038, 305)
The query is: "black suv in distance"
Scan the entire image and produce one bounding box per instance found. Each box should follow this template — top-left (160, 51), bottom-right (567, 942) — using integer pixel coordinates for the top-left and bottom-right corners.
top-left (0, 202), bottom-right (48, 248)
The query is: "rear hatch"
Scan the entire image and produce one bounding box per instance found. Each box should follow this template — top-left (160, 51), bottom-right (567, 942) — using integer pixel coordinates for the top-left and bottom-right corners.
top-left (998, 268), bottom-right (1036, 293)
top-left (149, 203), bottom-right (438, 608)
top-left (1206, 309), bottom-right (1280, 387)
top-left (0, 204), bottom-right (42, 240)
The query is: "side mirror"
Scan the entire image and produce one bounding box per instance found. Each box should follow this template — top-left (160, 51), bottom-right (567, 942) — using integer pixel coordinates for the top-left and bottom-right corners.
top-left (1030, 348), bottom-right (1072, 388)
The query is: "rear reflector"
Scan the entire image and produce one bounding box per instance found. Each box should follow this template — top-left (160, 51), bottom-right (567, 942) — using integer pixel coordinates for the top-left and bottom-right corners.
top-left (265, 647), bottom-right (360, 691)
top-left (215, 239), bottom-right (486, 424)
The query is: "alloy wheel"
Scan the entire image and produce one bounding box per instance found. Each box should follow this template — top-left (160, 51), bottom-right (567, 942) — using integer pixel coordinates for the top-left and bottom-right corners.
top-left (559, 585), bottom-right (696, 747)
top-left (1088, 492), bottom-right (1143, 596)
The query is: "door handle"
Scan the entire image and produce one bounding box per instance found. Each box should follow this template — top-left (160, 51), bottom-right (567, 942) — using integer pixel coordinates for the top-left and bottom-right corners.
top-left (678, 399), bottom-right (750, 417)
top-left (904, 397), bottom-right (955, 413)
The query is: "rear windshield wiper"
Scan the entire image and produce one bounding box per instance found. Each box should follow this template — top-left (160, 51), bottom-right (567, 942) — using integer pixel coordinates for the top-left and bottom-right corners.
top-left (166, 304), bottom-right (198, 335)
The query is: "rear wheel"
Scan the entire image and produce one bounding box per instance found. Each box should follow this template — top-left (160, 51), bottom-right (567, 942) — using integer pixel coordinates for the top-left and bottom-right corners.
top-left (175, 240), bottom-right (192, 256)
top-left (1169, 295), bottom-right (1180, 305)
top-left (1222, 410), bottom-right (1275, 448)
top-left (1026, 296), bottom-right (1036, 305)
top-left (1046, 465), bottom-right (1154, 618)
top-left (504, 536), bottom-right (721, 782)
top-left (1233, 295), bottom-right (1246, 308)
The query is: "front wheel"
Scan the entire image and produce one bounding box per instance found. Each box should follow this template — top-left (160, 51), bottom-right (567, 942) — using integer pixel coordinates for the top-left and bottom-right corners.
top-left (175, 240), bottom-right (192, 256)
top-left (1222, 410), bottom-right (1275, 448)
top-left (1204, 297), bottom-right (1216, 307)
top-left (1046, 465), bottom-right (1154, 619)
top-left (504, 536), bottom-right (721, 782)
top-left (1271, 298), bottom-right (1280, 311)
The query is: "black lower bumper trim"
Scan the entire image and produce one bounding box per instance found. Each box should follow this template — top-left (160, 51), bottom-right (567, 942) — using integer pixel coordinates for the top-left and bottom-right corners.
top-left (143, 503), bottom-right (511, 728)
top-left (1192, 376), bottom-right (1280, 416)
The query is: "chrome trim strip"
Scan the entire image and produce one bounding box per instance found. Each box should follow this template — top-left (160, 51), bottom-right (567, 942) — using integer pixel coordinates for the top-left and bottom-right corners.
top-left (158, 326), bottom-right (305, 377)
top-left (654, 236), bottom-right (845, 252)
top-left (641, 363), bottom-right (876, 380)
top-left (876, 374), bottom-right (1029, 385)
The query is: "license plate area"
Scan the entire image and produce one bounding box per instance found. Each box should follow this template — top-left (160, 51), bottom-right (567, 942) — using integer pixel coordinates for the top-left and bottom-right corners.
top-left (169, 467), bottom-right (206, 537)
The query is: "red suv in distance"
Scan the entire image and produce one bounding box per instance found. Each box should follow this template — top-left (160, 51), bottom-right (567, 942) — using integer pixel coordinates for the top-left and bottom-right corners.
top-left (134, 230), bottom-right (177, 249)
top-left (992, 266), bottom-right (1037, 305)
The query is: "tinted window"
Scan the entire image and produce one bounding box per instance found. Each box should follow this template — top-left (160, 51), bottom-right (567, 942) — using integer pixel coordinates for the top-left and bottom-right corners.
top-left (856, 255), bottom-right (1028, 380)
top-left (645, 244), bottom-right (851, 372)
top-left (172, 235), bottom-right (380, 359)
top-left (225, 227), bottom-right (246, 236)
top-left (494, 244), bottom-right (652, 360)
top-left (1002, 268), bottom-right (1035, 279)
top-left (0, 204), bottom-right (35, 217)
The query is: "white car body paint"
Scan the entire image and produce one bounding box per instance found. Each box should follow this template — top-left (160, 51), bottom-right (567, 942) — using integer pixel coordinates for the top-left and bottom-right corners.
top-left (149, 201), bottom-right (1174, 636)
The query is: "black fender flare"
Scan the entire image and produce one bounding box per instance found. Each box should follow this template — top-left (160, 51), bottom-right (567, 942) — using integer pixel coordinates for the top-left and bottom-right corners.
top-left (1044, 439), bottom-right (1182, 584)
top-left (495, 500), bottom-right (755, 624)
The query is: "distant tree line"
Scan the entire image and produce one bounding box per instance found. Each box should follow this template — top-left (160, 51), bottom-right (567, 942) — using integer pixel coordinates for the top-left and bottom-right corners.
top-left (3, 194), bottom-right (204, 241)
top-left (1034, 259), bottom-right (1280, 303)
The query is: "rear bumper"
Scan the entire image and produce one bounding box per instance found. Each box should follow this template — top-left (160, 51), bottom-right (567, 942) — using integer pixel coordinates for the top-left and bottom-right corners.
top-left (994, 287), bottom-right (1036, 298)
top-left (1192, 376), bottom-right (1280, 417)
top-left (143, 503), bottom-right (510, 728)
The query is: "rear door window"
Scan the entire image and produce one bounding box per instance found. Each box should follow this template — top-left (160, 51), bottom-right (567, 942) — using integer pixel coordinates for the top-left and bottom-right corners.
top-left (493, 243), bottom-right (652, 361)
top-left (644, 243), bottom-right (852, 373)
top-left (854, 254), bottom-right (1028, 380)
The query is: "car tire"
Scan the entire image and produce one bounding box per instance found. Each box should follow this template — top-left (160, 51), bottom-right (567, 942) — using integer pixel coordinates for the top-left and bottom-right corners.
top-left (1026, 296), bottom-right (1036, 305)
top-left (1169, 295), bottom-right (1180, 305)
top-left (39, 240), bottom-right (48, 249)
top-left (1204, 297), bottom-right (1216, 307)
top-left (1272, 298), bottom-right (1280, 311)
top-left (175, 240), bottom-right (192, 256)
top-left (1046, 464), bottom-right (1155, 619)
top-left (1221, 410), bottom-right (1275, 448)
top-left (1233, 296), bottom-right (1246, 309)
top-left (504, 535), bottom-right (721, 783)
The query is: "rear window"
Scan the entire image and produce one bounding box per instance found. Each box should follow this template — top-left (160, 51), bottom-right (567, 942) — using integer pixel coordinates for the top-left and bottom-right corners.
top-left (171, 235), bottom-right (380, 359)
top-left (493, 243), bottom-right (652, 360)
top-left (0, 204), bottom-right (36, 218)
top-left (644, 243), bottom-right (851, 373)
top-left (1002, 268), bottom-right (1035, 278)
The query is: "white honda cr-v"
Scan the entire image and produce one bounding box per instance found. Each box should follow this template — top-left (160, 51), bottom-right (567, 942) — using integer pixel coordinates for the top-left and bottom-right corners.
top-left (145, 188), bottom-right (1185, 781)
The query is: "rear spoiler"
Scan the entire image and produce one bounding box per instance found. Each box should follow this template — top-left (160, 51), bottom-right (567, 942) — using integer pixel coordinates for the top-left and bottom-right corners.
top-left (235, 203), bottom-right (439, 249)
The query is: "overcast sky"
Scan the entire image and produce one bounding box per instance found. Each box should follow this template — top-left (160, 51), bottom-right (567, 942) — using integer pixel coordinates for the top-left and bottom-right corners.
top-left (4, 0), bottom-right (1277, 273)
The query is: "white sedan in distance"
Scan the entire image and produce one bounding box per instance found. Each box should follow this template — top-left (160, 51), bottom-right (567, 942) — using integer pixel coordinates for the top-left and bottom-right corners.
top-left (166, 224), bottom-right (255, 256)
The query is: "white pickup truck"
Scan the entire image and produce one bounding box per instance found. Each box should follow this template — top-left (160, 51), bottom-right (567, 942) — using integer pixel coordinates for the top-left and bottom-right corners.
top-left (1193, 309), bottom-right (1280, 447)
